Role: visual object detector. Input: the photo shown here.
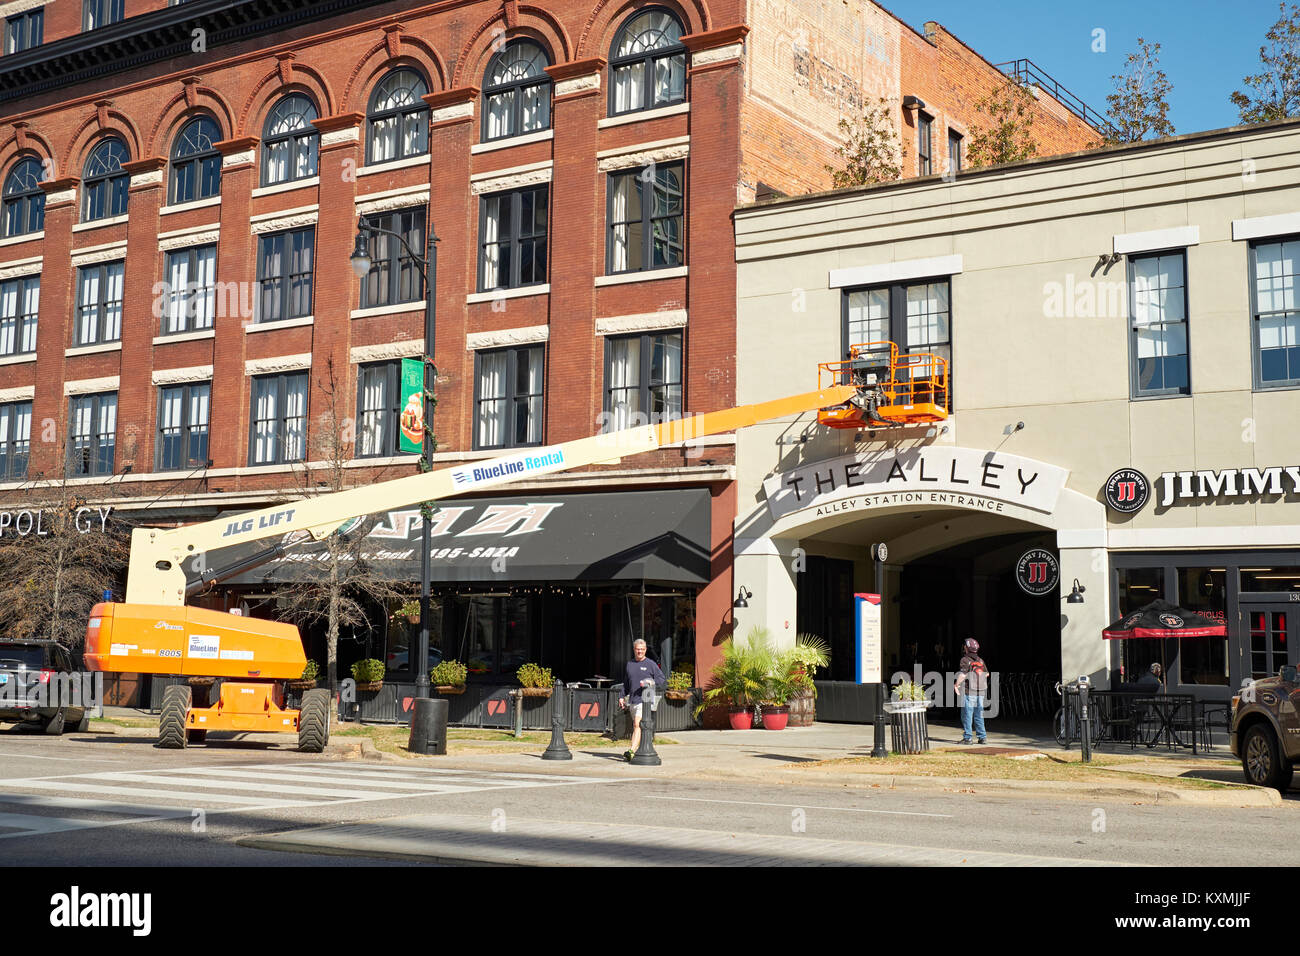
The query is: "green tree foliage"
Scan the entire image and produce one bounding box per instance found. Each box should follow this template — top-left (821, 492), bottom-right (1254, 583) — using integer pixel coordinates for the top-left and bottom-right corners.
top-left (965, 78), bottom-right (1039, 168)
top-left (1105, 38), bottom-right (1175, 144)
top-left (824, 98), bottom-right (904, 189)
top-left (1231, 3), bottom-right (1300, 123)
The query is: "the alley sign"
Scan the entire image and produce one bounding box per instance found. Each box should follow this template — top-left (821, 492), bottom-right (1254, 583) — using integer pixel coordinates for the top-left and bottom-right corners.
top-left (763, 447), bottom-right (1068, 521)
top-left (0, 506), bottom-right (113, 537)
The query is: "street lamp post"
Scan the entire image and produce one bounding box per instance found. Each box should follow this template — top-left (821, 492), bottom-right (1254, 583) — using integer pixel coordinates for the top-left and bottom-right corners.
top-left (350, 215), bottom-right (439, 698)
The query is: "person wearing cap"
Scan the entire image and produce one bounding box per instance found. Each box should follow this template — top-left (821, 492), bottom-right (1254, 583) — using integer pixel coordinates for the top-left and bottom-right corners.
top-left (953, 638), bottom-right (989, 745)
top-left (619, 639), bottom-right (666, 762)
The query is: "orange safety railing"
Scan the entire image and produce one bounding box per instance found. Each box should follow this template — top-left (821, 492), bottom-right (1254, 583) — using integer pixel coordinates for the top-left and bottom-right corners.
top-left (817, 341), bottom-right (950, 428)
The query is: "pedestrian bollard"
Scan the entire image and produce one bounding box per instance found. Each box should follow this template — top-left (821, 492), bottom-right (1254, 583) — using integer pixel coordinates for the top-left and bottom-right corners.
top-left (541, 679), bottom-right (572, 761)
top-left (511, 689), bottom-right (523, 738)
top-left (630, 680), bottom-right (661, 766)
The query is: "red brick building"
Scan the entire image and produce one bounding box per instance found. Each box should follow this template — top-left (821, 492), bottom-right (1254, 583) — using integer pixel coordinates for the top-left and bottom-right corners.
top-left (0, 0), bottom-right (1101, 688)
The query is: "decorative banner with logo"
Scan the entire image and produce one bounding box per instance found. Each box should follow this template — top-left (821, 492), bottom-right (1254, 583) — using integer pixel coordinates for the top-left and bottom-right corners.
top-left (854, 593), bottom-right (882, 684)
top-left (398, 357), bottom-right (425, 455)
top-left (1015, 548), bottom-right (1059, 596)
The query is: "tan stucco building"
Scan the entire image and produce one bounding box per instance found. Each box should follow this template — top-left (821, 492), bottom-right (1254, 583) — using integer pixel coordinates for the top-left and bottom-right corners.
top-left (733, 119), bottom-right (1300, 703)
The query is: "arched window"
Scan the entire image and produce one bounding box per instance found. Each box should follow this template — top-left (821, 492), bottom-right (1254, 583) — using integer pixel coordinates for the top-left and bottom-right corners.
top-left (82, 138), bottom-right (129, 222)
top-left (3, 158), bottom-right (44, 238)
top-left (170, 116), bottom-right (222, 205)
top-left (262, 94), bottom-right (319, 187)
top-left (367, 69), bottom-right (429, 165)
top-left (609, 8), bottom-right (686, 116)
top-left (482, 40), bottom-right (552, 142)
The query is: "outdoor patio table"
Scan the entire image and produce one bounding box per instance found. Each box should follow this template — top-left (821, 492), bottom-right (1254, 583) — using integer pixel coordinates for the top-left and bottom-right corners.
top-left (1135, 694), bottom-right (1198, 754)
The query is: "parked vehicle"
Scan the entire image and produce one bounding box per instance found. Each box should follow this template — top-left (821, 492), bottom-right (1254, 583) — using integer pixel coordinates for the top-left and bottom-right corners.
top-left (0, 639), bottom-right (89, 735)
top-left (1231, 666), bottom-right (1300, 791)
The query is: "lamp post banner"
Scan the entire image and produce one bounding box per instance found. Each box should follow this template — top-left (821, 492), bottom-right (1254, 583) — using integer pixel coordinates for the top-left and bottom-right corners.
top-left (763, 447), bottom-right (1068, 521)
top-left (399, 357), bottom-right (425, 455)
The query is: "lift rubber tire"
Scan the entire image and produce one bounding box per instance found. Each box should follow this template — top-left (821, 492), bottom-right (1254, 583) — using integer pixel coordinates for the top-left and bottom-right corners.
top-left (1242, 723), bottom-right (1292, 791)
top-left (41, 712), bottom-right (65, 735)
top-left (298, 688), bottom-right (330, 753)
top-left (158, 684), bottom-right (191, 750)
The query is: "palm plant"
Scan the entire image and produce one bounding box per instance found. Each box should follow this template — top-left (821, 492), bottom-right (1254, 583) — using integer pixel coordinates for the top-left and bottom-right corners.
top-left (785, 633), bottom-right (831, 696)
top-left (695, 630), bottom-right (776, 718)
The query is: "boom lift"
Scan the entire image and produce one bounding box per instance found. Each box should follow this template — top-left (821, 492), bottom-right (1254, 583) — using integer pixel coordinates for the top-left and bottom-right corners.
top-left (84, 383), bottom-right (861, 752)
top-left (817, 341), bottom-right (949, 430)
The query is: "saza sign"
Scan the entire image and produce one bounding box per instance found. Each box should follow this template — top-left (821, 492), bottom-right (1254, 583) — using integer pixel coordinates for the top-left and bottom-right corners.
top-left (764, 448), bottom-right (1068, 522)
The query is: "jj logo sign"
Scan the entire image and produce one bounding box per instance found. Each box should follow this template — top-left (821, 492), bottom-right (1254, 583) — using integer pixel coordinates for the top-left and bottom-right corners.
top-left (1103, 468), bottom-right (1150, 514)
top-left (1015, 548), bottom-right (1059, 596)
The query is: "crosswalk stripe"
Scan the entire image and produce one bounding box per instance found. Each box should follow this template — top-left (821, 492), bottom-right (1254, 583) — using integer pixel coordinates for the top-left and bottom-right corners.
top-left (0, 811), bottom-right (157, 837)
top-left (1, 779), bottom-right (304, 806)
top-left (157, 767), bottom-right (502, 794)
top-left (0, 793), bottom-right (200, 816)
top-left (242, 765), bottom-right (577, 789)
top-left (92, 771), bottom-right (407, 800)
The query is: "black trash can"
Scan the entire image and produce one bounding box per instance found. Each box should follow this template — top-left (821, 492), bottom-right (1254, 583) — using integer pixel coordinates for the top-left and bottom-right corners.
top-left (409, 697), bottom-right (449, 755)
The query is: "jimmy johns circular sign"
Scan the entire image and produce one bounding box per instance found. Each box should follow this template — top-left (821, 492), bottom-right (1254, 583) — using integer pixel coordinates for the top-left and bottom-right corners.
top-left (1103, 468), bottom-right (1150, 514)
top-left (1015, 548), bottom-right (1059, 596)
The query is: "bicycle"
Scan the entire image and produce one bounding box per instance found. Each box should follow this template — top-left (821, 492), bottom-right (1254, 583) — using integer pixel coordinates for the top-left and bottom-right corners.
top-left (1053, 681), bottom-right (1102, 749)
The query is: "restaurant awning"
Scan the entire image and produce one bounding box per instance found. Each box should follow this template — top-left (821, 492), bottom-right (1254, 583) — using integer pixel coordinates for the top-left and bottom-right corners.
top-left (198, 488), bottom-right (712, 588)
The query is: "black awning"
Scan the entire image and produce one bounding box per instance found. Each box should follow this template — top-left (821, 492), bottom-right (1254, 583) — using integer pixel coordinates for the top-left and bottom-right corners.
top-left (209, 488), bottom-right (712, 587)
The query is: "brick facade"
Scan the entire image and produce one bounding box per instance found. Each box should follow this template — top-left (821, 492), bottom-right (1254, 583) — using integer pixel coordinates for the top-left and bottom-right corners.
top-left (0, 0), bottom-right (1104, 680)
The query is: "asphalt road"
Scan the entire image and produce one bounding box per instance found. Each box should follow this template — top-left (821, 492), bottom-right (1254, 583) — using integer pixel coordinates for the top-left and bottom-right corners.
top-left (1, 726), bottom-right (1298, 868)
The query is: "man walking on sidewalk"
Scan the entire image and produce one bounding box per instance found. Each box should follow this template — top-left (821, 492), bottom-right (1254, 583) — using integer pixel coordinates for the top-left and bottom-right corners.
top-left (954, 638), bottom-right (989, 745)
top-left (619, 639), bottom-right (666, 762)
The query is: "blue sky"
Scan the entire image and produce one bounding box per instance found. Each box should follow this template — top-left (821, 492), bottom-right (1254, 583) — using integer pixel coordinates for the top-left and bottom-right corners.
top-left (887, 0), bottom-right (1286, 134)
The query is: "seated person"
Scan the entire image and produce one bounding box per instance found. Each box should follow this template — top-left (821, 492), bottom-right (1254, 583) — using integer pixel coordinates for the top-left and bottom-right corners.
top-left (1133, 662), bottom-right (1164, 692)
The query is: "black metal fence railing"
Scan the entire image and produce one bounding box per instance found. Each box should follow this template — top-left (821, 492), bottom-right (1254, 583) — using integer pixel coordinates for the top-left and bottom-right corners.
top-left (994, 58), bottom-right (1117, 137)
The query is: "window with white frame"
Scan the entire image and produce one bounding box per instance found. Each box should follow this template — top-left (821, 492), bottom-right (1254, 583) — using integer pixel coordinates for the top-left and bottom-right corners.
top-left (474, 346), bottom-right (543, 450)
top-left (604, 331), bottom-right (681, 432)
top-left (76, 261), bottom-right (123, 346)
top-left (170, 116), bottom-right (221, 205)
top-left (256, 227), bottom-right (314, 323)
top-left (82, 0), bottom-right (123, 30)
top-left (483, 40), bottom-right (552, 141)
top-left (844, 279), bottom-right (952, 402)
top-left (1129, 250), bottom-right (1189, 397)
top-left (68, 392), bottom-right (116, 477)
top-left (161, 245), bottom-right (216, 334)
top-left (156, 382), bottom-right (210, 471)
top-left (367, 69), bottom-right (429, 165)
top-left (261, 94), bottom-right (319, 187)
top-left (3, 157), bottom-right (44, 237)
top-left (82, 138), bottom-right (129, 221)
top-left (607, 162), bottom-right (684, 274)
top-left (917, 112), bottom-right (933, 176)
top-left (359, 208), bottom-right (425, 308)
top-left (0, 401), bottom-right (31, 480)
top-left (4, 8), bottom-right (42, 53)
top-left (479, 186), bottom-right (548, 292)
top-left (356, 361), bottom-right (401, 458)
top-left (1251, 236), bottom-right (1299, 388)
top-left (609, 8), bottom-right (686, 115)
top-left (0, 275), bottom-right (38, 356)
top-left (249, 372), bottom-right (307, 465)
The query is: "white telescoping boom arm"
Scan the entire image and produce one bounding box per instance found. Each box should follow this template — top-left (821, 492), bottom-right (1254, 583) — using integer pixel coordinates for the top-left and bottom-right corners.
top-left (125, 385), bottom-right (858, 607)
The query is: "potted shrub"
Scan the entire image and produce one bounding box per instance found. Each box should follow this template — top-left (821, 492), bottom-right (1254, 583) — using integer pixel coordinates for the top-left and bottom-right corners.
top-left (390, 598), bottom-right (421, 626)
top-left (760, 668), bottom-right (795, 730)
top-left (665, 669), bottom-right (694, 702)
top-left (351, 658), bottom-right (385, 692)
top-left (695, 632), bottom-right (775, 729)
top-left (286, 660), bottom-right (319, 693)
top-left (785, 633), bottom-right (830, 727)
top-left (516, 662), bottom-right (554, 697)
top-left (884, 678), bottom-right (932, 754)
top-left (431, 659), bottom-right (467, 694)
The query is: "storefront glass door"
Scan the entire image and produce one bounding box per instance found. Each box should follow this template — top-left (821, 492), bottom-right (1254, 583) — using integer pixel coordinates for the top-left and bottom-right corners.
top-left (1241, 603), bottom-right (1299, 680)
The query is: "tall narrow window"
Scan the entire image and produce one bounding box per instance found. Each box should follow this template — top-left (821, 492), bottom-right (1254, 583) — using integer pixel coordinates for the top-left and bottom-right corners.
top-left (474, 346), bottom-right (543, 450)
top-left (917, 112), bottom-right (933, 176)
top-left (75, 261), bottom-right (124, 346)
top-left (1251, 236), bottom-right (1300, 388)
top-left (161, 245), bottom-right (216, 334)
top-left (249, 372), bottom-right (308, 465)
top-left (68, 392), bottom-right (117, 477)
top-left (82, 0), bottom-right (124, 30)
top-left (82, 138), bottom-right (129, 221)
top-left (479, 186), bottom-right (548, 291)
top-left (170, 116), bottom-right (221, 205)
top-left (482, 40), bottom-right (552, 141)
top-left (1130, 250), bottom-right (1190, 397)
top-left (5, 8), bottom-right (42, 53)
top-left (261, 94), bottom-right (319, 187)
top-left (0, 401), bottom-right (31, 480)
top-left (609, 8), bottom-right (686, 115)
top-left (256, 228), bottom-right (315, 323)
top-left (607, 162), bottom-right (684, 274)
top-left (844, 279), bottom-right (952, 403)
top-left (367, 70), bottom-right (429, 165)
top-left (604, 332), bottom-right (682, 432)
top-left (356, 361), bottom-right (401, 458)
top-left (0, 275), bottom-right (38, 356)
top-left (947, 130), bottom-right (962, 174)
top-left (3, 158), bottom-right (44, 237)
top-left (359, 208), bottom-right (425, 308)
top-left (157, 382), bottom-right (210, 471)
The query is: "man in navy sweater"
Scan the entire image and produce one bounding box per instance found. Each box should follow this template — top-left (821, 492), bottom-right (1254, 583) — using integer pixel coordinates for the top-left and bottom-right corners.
top-left (619, 639), bottom-right (667, 761)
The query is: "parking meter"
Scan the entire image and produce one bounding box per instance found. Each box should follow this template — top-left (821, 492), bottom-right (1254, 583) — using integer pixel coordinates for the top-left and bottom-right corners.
top-left (1074, 675), bottom-right (1092, 763)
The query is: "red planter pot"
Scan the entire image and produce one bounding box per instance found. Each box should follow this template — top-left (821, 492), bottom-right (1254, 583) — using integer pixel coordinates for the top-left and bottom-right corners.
top-left (728, 708), bottom-right (754, 730)
top-left (761, 706), bottom-right (790, 731)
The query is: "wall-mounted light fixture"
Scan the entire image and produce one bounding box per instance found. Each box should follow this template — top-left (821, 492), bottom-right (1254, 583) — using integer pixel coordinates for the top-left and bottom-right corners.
top-left (1066, 579), bottom-right (1086, 604)
top-left (902, 94), bottom-right (927, 112)
top-left (734, 586), bottom-right (752, 609)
